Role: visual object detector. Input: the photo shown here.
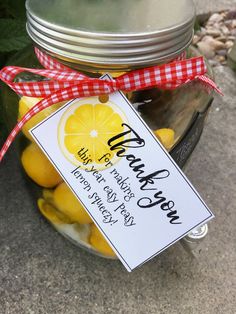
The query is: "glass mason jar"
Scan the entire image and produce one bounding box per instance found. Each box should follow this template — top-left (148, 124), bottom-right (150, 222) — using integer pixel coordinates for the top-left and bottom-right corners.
top-left (1, 0), bottom-right (213, 258)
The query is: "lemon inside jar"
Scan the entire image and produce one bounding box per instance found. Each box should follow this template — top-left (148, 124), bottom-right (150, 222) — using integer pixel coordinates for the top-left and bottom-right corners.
top-left (154, 128), bottom-right (175, 151)
top-left (21, 143), bottom-right (62, 188)
top-left (53, 182), bottom-right (93, 224)
top-left (89, 224), bottom-right (116, 258)
top-left (18, 96), bottom-right (63, 141)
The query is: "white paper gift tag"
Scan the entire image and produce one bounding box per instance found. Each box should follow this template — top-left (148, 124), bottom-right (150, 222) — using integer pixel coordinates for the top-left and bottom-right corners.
top-left (30, 78), bottom-right (214, 271)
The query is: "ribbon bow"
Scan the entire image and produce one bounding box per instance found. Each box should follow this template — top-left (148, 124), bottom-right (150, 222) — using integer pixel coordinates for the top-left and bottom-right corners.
top-left (0, 48), bottom-right (222, 162)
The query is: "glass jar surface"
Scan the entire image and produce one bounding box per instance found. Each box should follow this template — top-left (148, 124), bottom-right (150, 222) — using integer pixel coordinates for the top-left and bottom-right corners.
top-left (1, 44), bottom-right (213, 258)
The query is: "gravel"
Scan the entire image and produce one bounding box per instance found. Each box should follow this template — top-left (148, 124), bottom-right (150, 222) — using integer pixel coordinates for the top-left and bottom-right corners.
top-left (194, 11), bottom-right (236, 66)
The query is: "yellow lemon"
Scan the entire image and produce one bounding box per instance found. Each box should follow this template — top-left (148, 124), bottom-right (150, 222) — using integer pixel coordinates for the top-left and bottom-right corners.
top-left (53, 182), bottom-right (93, 224)
top-left (42, 188), bottom-right (55, 205)
top-left (21, 143), bottom-right (62, 188)
top-left (89, 224), bottom-right (116, 257)
top-left (38, 198), bottom-right (72, 225)
top-left (18, 96), bottom-right (63, 141)
top-left (154, 128), bottom-right (175, 150)
top-left (58, 98), bottom-right (127, 169)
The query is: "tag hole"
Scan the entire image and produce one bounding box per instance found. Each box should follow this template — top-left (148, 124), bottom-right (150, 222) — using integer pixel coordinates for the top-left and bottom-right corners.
top-left (99, 95), bottom-right (109, 103)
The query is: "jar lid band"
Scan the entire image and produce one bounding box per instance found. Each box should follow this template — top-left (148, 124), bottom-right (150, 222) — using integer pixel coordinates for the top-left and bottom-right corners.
top-left (26, 0), bottom-right (195, 69)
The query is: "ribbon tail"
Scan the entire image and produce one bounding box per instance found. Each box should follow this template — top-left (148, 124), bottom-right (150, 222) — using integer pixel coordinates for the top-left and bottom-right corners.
top-left (0, 98), bottom-right (58, 162)
top-left (0, 93), bottom-right (75, 162)
top-left (198, 75), bottom-right (223, 96)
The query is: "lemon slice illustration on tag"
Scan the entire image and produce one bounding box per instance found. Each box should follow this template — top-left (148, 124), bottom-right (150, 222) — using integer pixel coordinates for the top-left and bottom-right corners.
top-left (58, 97), bottom-right (128, 170)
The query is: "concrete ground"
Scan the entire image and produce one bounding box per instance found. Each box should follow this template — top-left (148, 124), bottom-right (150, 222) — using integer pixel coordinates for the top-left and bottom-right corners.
top-left (0, 2), bottom-right (236, 314)
top-left (193, 0), bottom-right (236, 14)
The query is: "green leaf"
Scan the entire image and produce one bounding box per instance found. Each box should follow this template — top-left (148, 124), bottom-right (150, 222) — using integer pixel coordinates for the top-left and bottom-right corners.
top-left (0, 0), bottom-right (26, 19)
top-left (6, 0), bottom-right (26, 19)
top-left (0, 37), bottom-right (30, 52)
top-left (0, 19), bottom-right (30, 52)
top-left (228, 41), bottom-right (236, 71)
top-left (0, 19), bottom-right (27, 39)
top-left (194, 19), bottom-right (201, 32)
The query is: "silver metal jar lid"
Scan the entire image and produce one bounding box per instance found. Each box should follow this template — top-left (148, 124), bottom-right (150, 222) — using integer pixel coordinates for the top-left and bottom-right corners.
top-left (26, 0), bottom-right (195, 69)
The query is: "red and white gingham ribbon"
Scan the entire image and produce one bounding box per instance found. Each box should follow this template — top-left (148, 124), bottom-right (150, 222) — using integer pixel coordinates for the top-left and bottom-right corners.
top-left (0, 48), bottom-right (222, 162)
